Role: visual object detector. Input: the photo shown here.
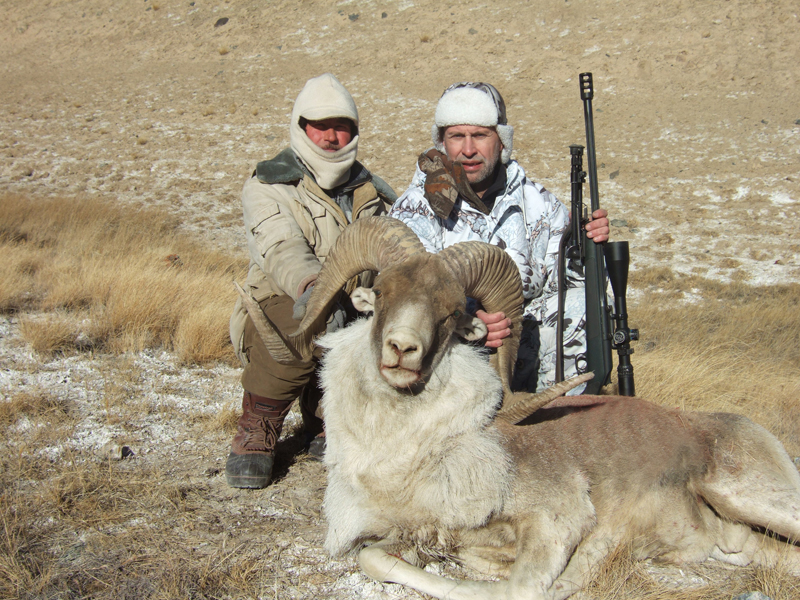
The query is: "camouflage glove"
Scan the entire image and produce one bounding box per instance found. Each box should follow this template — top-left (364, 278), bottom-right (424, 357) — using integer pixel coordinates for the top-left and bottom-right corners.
top-left (326, 302), bottom-right (347, 334)
top-left (293, 286), bottom-right (347, 333)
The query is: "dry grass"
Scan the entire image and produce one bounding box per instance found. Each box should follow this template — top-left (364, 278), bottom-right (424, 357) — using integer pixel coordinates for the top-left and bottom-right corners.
top-left (584, 542), bottom-right (800, 600)
top-left (0, 193), bottom-right (798, 599)
top-left (0, 386), bottom-right (318, 599)
top-left (0, 193), bottom-right (247, 365)
top-left (0, 451), bottom-right (273, 600)
top-left (626, 270), bottom-right (800, 456)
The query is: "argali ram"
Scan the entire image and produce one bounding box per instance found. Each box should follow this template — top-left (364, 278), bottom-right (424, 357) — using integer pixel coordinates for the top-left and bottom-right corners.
top-left (238, 216), bottom-right (800, 600)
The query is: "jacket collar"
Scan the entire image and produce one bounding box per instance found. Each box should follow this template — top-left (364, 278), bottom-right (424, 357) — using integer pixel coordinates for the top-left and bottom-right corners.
top-left (412, 159), bottom-right (526, 220)
top-left (255, 147), bottom-right (372, 192)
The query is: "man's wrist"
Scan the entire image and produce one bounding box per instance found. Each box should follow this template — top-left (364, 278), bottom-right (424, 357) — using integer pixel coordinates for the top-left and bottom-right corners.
top-left (295, 273), bottom-right (319, 300)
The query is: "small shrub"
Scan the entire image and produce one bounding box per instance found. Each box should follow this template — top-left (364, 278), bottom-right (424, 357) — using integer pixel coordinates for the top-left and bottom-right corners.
top-left (18, 313), bottom-right (77, 355)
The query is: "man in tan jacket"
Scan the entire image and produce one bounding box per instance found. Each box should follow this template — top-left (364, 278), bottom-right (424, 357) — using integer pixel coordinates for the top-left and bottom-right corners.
top-left (227, 73), bottom-right (396, 488)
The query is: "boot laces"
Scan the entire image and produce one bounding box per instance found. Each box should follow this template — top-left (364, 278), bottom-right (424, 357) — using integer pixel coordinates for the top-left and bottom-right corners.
top-left (242, 417), bottom-right (280, 451)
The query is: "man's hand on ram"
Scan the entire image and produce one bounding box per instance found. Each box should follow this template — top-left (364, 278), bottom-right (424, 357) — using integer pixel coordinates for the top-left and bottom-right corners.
top-left (292, 286), bottom-right (314, 321)
top-left (293, 284), bottom-right (347, 334)
top-left (475, 310), bottom-right (511, 348)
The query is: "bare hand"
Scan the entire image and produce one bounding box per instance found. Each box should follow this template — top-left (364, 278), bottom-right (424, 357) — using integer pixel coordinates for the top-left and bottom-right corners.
top-left (476, 310), bottom-right (511, 348)
top-left (585, 208), bottom-right (609, 243)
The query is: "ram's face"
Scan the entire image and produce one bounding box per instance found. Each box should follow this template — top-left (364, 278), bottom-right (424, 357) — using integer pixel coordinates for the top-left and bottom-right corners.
top-left (350, 255), bottom-right (487, 390)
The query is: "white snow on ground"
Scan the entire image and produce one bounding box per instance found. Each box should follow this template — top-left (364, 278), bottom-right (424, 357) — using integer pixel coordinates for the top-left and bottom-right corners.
top-left (0, 314), bottom-right (432, 599)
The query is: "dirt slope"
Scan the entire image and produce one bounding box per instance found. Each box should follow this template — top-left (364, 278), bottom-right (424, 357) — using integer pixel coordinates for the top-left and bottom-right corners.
top-left (2, 0), bottom-right (799, 284)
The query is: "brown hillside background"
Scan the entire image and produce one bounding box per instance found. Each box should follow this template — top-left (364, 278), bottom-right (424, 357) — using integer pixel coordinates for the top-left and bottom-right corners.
top-left (1, 1), bottom-right (800, 599)
top-left (2, 0), bottom-right (799, 284)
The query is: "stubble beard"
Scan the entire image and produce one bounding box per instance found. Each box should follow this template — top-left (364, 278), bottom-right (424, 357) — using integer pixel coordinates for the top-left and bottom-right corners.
top-left (460, 153), bottom-right (500, 193)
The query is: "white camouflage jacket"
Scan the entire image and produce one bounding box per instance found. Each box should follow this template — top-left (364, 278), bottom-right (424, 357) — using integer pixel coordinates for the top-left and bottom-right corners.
top-left (389, 159), bottom-right (581, 323)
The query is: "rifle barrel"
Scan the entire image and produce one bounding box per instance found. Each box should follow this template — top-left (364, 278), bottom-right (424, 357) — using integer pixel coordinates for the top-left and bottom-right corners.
top-left (579, 72), bottom-right (613, 394)
top-left (580, 73), bottom-right (601, 214)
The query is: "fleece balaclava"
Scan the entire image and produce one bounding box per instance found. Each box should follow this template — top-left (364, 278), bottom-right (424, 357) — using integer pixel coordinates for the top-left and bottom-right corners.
top-left (431, 81), bottom-right (514, 164)
top-left (290, 73), bottom-right (359, 190)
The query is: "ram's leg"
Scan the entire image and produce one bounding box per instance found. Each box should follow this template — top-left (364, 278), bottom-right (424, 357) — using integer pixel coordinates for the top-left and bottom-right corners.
top-left (505, 510), bottom-right (593, 600)
top-left (688, 414), bottom-right (800, 576)
top-left (454, 519), bottom-right (517, 578)
top-left (548, 527), bottom-right (620, 600)
top-left (701, 413), bottom-right (800, 545)
top-left (359, 539), bottom-right (509, 600)
top-left (709, 523), bottom-right (800, 576)
top-left (455, 544), bottom-right (515, 579)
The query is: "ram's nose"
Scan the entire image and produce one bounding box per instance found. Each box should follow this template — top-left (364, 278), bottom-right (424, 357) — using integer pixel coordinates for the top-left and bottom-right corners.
top-left (382, 328), bottom-right (424, 370)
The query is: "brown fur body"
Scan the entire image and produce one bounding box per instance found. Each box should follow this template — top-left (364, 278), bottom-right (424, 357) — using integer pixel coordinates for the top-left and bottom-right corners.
top-left (357, 393), bottom-right (800, 600)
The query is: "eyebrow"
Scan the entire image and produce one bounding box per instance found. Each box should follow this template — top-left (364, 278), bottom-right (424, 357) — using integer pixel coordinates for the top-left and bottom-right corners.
top-left (446, 130), bottom-right (489, 137)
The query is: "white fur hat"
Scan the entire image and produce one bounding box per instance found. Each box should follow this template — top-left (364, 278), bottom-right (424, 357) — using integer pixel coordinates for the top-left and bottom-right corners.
top-left (431, 82), bottom-right (514, 163)
top-left (292, 73), bottom-right (359, 127)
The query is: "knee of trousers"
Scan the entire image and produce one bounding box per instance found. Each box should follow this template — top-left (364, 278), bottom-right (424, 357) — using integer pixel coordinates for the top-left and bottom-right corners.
top-left (240, 294), bottom-right (318, 401)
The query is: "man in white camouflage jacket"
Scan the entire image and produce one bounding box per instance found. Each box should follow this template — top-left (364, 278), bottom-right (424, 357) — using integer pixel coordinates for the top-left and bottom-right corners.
top-left (389, 82), bottom-right (609, 394)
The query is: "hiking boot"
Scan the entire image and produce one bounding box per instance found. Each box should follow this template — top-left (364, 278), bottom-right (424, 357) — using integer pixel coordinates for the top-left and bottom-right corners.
top-left (225, 391), bottom-right (293, 489)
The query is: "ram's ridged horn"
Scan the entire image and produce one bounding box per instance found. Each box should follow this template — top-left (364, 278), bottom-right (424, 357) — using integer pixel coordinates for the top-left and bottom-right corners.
top-left (438, 242), bottom-right (524, 403)
top-left (288, 216), bottom-right (428, 359)
top-left (496, 372), bottom-right (595, 424)
top-left (237, 217), bottom-right (425, 364)
top-left (233, 282), bottom-right (302, 363)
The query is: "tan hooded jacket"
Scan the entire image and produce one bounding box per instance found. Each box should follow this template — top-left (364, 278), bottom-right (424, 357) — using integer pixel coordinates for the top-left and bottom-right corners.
top-left (229, 149), bottom-right (394, 363)
top-left (230, 74), bottom-right (396, 363)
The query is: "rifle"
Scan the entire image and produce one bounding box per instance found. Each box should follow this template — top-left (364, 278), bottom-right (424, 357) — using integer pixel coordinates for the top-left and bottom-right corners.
top-left (556, 72), bottom-right (638, 396)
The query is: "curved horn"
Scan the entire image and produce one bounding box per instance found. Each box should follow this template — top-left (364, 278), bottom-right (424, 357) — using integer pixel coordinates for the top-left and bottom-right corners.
top-left (234, 282), bottom-right (302, 363)
top-left (237, 217), bottom-right (426, 364)
top-left (438, 242), bottom-right (523, 403)
top-left (496, 372), bottom-right (594, 424)
top-left (289, 217), bottom-right (427, 358)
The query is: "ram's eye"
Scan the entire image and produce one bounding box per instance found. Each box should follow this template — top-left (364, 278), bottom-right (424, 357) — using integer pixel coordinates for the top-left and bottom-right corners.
top-left (453, 309), bottom-right (462, 319)
top-left (373, 289), bottom-right (382, 299)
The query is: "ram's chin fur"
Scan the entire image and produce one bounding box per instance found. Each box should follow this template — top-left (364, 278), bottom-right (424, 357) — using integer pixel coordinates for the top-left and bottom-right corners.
top-left (317, 318), bottom-right (513, 558)
top-left (379, 364), bottom-right (423, 389)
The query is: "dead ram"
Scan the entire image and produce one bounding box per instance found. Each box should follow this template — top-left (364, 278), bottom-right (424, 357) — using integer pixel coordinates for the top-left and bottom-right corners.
top-left (239, 216), bottom-right (800, 600)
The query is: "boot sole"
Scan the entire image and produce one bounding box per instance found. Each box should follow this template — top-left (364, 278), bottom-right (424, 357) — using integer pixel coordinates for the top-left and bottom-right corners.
top-left (225, 473), bottom-right (271, 489)
top-left (225, 452), bottom-right (274, 489)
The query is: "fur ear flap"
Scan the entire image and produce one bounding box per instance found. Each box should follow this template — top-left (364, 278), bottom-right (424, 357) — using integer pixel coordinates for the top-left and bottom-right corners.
top-left (455, 313), bottom-right (488, 342)
top-left (351, 287), bottom-right (376, 313)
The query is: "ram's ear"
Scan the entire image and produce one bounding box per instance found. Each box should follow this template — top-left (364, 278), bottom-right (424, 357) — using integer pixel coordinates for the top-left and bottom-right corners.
top-left (351, 287), bottom-right (376, 313)
top-left (455, 313), bottom-right (488, 341)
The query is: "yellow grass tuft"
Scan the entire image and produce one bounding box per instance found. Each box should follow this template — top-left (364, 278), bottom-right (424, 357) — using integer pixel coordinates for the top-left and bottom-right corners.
top-left (0, 389), bottom-right (73, 426)
top-left (583, 540), bottom-right (800, 599)
top-left (0, 193), bottom-right (247, 365)
top-left (17, 312), bottom-right (77, 355)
